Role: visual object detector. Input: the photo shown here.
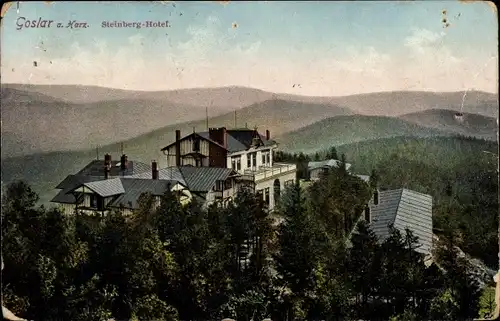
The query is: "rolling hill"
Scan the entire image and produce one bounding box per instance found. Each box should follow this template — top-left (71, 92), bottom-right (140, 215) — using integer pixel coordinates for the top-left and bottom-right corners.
top-left (2, 84), bottom-right (497, 158)
top-left (276, 115), bottom-right (453, 154)
top-left (286, 90), bottom-right (498, 117)
top-left (398, 109), bottom-right (498, 141)
top-left (0, 88), bottom-right (233, 158)
top-left (3, 83), bottom-right (274, 108)
top-left (1, 99), bottom-right (352, 204)
top-left (8, 83), bottom-right (498, 117)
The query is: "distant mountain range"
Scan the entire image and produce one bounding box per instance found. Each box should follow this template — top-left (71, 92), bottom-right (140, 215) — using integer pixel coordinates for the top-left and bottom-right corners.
top-left (1, 84), bottom-right (497, 158)
top-left (1, 83), bottom-right (498, 204)
top-left (399, 109), bottom-right (498, 141)
top-left (277, 111), bottom-right (498, 154)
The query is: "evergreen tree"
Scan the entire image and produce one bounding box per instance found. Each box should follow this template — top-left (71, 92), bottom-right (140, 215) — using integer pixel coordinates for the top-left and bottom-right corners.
top-left (347, 220), bottom-right (381, 318)
top-left (275, 181), bottom-right (323, 318)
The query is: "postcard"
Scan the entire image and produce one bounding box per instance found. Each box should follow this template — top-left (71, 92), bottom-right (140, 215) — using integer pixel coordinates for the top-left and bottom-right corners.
top-left (1, 1), bottom-right (498, 321)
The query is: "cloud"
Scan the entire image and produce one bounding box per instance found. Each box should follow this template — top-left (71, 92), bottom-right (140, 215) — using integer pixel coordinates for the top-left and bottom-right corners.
top-left (2, 23), bottom-right (497, 96)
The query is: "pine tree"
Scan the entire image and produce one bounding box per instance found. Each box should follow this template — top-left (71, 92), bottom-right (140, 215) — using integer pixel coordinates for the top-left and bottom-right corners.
top-left (347, 220), bottom-right (381, 319)
top-left (275, 182), bottom-right (323, 306)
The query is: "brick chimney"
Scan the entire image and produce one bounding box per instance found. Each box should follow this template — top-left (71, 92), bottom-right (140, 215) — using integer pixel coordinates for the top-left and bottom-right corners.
top-left (152, 160), bottom-right (159, 180)
top-left (266, 129), bottom-right (270, 140)
top-left (120, 154), bottom-right (128, 171)
top-left (209, 127), bottom-right (227, 148)
top-left (175, 130), bottom-right (181, 166)
top-left (104, 154), bottom-right (111, 179)
top-left (373, 189), bottom-right (379, 206)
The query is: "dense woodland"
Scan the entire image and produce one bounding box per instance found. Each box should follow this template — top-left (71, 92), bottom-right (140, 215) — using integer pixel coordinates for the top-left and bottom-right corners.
top-left (275, 135), bottom-right (499, 270)
top-left (1, 151), bottom-right (495, 320)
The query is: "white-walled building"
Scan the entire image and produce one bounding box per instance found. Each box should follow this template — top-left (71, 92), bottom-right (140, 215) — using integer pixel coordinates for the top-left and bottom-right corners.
top-left (160, 127), bottom-right (297, 210)
top-left (51, 127), bottom-right (296, 215)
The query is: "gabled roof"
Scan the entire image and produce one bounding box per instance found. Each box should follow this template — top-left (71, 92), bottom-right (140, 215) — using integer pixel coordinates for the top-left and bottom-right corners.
top-left (75, 159), bottom-right (150, 178)
top-left (79, 178), bottom-right (125, 197)
top-left (161, 129), bottom-right (277, 154)
top-left (108, 178), bottom-right (181, 209)
top-left (52, 174), bottom-right (107, 203)
top-left (160, 132), bottom-right (226, 152)
top-left (127, 166), bottom-right (236, 192)
top-left (178, 166), bottom-right (235, 192)
top-left (308, 159), bottom-right (352, 171)
top-left (369, 188), bottom-right (433, 255)
top-left (126, 167), bottom-right (186, 185)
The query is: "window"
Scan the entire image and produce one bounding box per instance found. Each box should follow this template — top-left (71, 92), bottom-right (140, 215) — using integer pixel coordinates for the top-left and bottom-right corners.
top-left (262, 150), bottom-right (270, 166)
top-left (256, 189), bottom-right (264, 200)
top-left (90, 194), bottom-right (98, 208)
top-left (247, 152), bottom-right (257, 168)
top-left (224, 179), bottom-right (232, 190)
top-left (193, 137), bottom-right (200, 152)
top-left (89, 194), bottom-right (104, 210)
top-left (264, 187), bottom-right (270, 205)
top-left (232, 156), bottom-right (241, 171)
top-left (215, 180), bottom-right (224, 191)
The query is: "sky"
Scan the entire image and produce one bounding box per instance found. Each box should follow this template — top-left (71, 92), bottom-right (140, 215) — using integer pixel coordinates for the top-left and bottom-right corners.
top-left (1, 1), bottom-right (498, 96)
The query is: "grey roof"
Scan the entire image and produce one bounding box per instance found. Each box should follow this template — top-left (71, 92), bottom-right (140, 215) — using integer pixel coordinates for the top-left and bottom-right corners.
top-left (178, 166), bottom-right (234, 192)
top-left (76, 159), bottom-right (150, 178)
top-left (52, 175), bottom-right (107, 203)
top-left (369, 188), bottom-right (433, 255)
top-left (126, 167), bottom-right (186, 185)
top-left (198, 132), bottom-right (247, 153)
top-left (81, 178), bottom-right (125, 197)
top-left (308, 159), bottom-right (352, 171)
top-left (127, 166), bottom-right (235, 192)
top-left (108, 178), bottom-right (180, 209)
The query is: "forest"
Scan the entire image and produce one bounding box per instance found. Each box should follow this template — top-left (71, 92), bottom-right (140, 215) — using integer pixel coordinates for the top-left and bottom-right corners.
top-left (275, 135), bottom-right (499, 270)
top-left (1, 152), bottom-right (494, 321)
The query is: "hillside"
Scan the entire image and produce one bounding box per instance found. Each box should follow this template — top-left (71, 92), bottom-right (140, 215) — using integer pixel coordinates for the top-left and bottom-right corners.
top-left (276, 115), bottom-right (451, 154)
top-left (399, 109), bottom-right (498, 141)
top-left (335, 135), bottom-right (498, 269)
top-left (2, 84), bottom-right (497, 158)
top-left (0, 88), bottom-right (232, 158)
top-left (7, 83), bottom-right (497, 117)
top-left (1, 99), bottom-right (351, 204)
top-left (281, 90), bottom-right (498, 117)
top-left (3, 83), bottom-right (273, 108)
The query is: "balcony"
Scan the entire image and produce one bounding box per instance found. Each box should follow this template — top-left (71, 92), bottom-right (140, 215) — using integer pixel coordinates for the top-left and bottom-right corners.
top-left (238, 162), bottom-right (297, 183)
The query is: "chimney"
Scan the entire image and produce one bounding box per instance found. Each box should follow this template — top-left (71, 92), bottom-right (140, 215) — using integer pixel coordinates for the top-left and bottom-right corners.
top-left (373, 190), bottom-right (379, 206)
top-left (152, 160), bottom-right (159, 180)
top-left (266, 129), bottom-right (270, 140)
top-left (104, 153), bottom-right (111, 166)
top-left (209, 127), bottom-right (227, 148)
top-left (175, 130), bottom-right (181, 166)
top-left (120, 154), bottom-right (128, 171)
top-left (104, 154), bottom-right (111, 179)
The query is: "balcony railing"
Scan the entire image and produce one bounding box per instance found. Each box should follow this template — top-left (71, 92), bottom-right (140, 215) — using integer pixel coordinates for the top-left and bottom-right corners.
top-left (239, 162), bottom-right (297, 183)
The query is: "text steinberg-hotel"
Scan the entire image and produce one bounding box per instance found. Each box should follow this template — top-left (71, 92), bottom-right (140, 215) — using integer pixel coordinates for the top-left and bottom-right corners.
top-left (102, 20), bottom-right (170, 29)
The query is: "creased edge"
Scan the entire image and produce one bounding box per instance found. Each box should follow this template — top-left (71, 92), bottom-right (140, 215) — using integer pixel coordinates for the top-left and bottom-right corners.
top-left (0, 2), bottom-right (14, 18)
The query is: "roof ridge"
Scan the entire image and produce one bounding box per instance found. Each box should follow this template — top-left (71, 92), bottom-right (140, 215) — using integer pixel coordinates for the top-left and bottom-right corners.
top-left (391, 188), bottom-right (405, 227)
